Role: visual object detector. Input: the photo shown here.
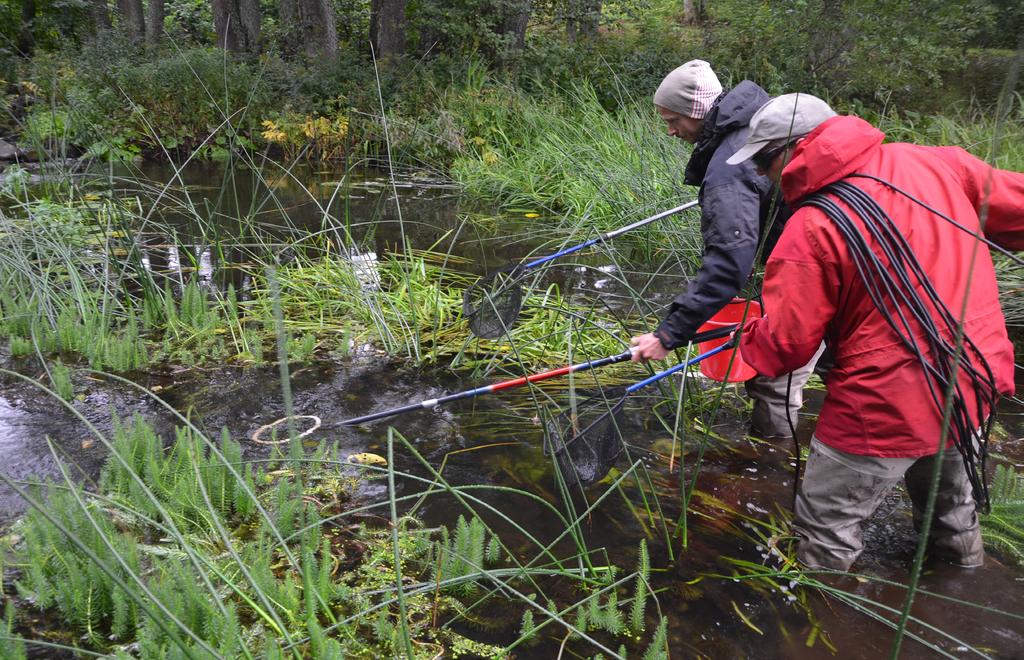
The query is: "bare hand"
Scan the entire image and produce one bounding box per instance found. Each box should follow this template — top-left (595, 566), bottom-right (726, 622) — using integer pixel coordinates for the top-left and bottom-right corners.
top-left (630, 333), bottom-right (671, 362)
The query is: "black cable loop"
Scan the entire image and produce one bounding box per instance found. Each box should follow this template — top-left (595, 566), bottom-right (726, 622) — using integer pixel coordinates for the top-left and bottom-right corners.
top-left (810, 197), bottom-right (977, 453)
top-left (807, 200), bottom-right (986, 507)
top-left (804, 196), bottom-right (953, 419)
top-left (850, 185), bottom-right (992, 503)
top-left (820, 189), bottom-right (990, 506)
top-left (798, 180), bottom-right (998, 511)
top-left (834, 180), bottom-right (999, 444)
top-left (830, 184), bottom-right (992, 439)
top-left (836, 181), bottom-right (998, 386)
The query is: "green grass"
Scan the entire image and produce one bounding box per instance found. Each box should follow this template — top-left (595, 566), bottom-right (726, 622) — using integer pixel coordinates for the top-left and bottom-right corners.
top-left (449, 81), bottom-right (701, 236)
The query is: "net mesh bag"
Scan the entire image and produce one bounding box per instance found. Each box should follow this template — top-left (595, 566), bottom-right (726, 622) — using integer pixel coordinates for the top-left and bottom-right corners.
top-left (463, 267), bottom-right (524, 339)
top-left (544, 389), bottom-right (627, 486)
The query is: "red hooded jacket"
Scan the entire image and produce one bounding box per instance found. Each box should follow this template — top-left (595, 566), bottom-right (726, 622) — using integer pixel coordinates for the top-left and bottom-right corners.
top-left (740, 115), bottom-right (1020, 457)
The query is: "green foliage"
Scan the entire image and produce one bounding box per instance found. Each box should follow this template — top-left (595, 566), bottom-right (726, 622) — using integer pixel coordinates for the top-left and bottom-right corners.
top-left (11, 413), bottom-right (523, 656)
top-left (406, 0), bottom-right (533, 63)
top-left (48, 358), bottom-right (74, 400)
top-left (98, 415), bottom-right (258, 533)
top-left (703, 0), bottom-right (994, 109)
top-left (8, 336), bottom-right (32, 357)
top-left (433, 514), bottom-right (502, 596)
top-left (642, 615), bottom-right (668, 660)
top-left (871, 99), bottom-right (1024, 172)
top-left (519, 608), bottom-right (536, 638)
top-left (137, 562), bottom-right (243, 658)
top-left (981, 464), bottom-right (1024, 565)
top-left (287, 333), bottom-right (318, 364)
top-left (448, 79), bottom-right (701, 237)
top-left (630, 539), bottom-right (650, 632)
top-left (0, 0), bottom-right (98, 59)
top-left (972, 0), bottom-right (1024, 49)
top-left (164, 0), bottom-right (216, 44)
top-left (21, 46), bottom-right (282, 160)
top-left (17, 487), bottom-right (142, 644)
top-left (0, 601), bottom-right (26, 660)
top-left (514, 19), bottom-right (696, 109)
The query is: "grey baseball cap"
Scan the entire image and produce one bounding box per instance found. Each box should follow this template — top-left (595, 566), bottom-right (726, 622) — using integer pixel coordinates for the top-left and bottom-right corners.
top-left (653, 60), bottom-right (723, 119)
top-left (726, 93), bottom-right (837, 166)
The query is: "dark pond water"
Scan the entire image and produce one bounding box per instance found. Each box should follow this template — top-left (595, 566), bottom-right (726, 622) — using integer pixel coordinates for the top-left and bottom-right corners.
top-left (1, 162), bottom-right (1022, 658)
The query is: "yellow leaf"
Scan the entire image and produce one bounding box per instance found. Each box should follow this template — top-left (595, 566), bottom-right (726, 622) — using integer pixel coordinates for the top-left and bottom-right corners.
top-left (346, 452), bottom-right (388, 467)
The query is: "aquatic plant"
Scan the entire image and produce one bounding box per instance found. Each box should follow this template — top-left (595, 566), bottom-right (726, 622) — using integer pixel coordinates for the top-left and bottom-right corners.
top-left (260, 111), bottom-right (351, 162)
top-left (2, 378), bottom-right (679, 659)
top-left (46, 358), bottom-right (73, 401)
top-left (0, 602), bottom-right (25, 660)
top-left (432, 514), bottom-right (502, 597)
top-left (980, 464), bottom-right (1024, 565)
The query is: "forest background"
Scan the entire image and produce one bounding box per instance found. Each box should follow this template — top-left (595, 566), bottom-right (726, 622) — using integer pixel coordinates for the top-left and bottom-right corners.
top-left (2, 0), bottom-right (1022, 171)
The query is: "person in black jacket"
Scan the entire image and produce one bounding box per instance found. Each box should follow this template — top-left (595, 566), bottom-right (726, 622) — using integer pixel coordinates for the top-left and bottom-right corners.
top-left (630, 60), bottom-right (819, 439)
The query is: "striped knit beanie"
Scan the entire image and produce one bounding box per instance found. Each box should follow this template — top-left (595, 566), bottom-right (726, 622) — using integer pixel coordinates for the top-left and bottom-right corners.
top-left (653, 60), bottom-right (723, 119)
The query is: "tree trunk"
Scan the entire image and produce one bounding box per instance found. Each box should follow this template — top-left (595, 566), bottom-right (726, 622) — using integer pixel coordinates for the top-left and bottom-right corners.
top-left (116, 0), bottom-right (145, 43)
top-left (212, 0), bottom-right (261, 53)
top-left (17, 0), bottom-right (36, 56)
top-left (238, 0), bottom-right (261, 51)
top-left (682, 0), bottom-right (696, 24)
top-left (279, 0), bottom-right (337, 60)
top-left (91, 0), bottom-right (112, 30)
top-left (579, 0), bottom-right (600, 39)
top-left (304, 0), bottom-right (338, 60)
top-left (565, 0), bottom-right (599, 42)
top-left (370, 0), bottom-right (406, 60)
top-left (146, 0), bottom-right (165, 44)
top-left (500, 0), bottom-right (531, 51)
top-left (212, 0), bottom-right (238, 51)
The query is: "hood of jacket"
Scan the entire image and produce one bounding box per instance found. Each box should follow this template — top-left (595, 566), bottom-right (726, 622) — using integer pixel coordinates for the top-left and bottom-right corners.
top-left (712, 80), bottom-right (769, 133)
top-left (780, 115), bottom-right (885, 205)
top-left (685, 81), bottom-right (770, 185)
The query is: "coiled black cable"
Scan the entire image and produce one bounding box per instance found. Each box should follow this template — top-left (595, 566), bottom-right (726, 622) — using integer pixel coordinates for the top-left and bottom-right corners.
top-left (799, 179), bottom-right (1000, 512)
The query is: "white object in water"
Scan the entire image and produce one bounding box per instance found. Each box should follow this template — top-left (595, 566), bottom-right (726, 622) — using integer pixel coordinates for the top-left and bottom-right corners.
top-left (348, 250), bottom-right (381, 290)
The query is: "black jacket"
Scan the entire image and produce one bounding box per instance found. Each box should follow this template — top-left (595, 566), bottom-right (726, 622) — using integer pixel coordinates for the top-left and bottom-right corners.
top-left (654, 81), bottom-right (788, 349)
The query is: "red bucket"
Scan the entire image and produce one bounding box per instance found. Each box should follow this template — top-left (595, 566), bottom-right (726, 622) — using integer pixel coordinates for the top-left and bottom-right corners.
top-left (696, 298), bottom-right (761, 382)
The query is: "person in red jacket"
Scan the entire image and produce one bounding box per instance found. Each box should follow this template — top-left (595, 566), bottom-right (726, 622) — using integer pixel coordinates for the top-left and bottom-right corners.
top-left (726, 93), bottom-right (1022, 571)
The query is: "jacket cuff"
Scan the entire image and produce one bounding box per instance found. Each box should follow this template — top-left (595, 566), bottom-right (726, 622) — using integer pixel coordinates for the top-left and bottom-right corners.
top-left (653, 325), bottom-right (683, 351)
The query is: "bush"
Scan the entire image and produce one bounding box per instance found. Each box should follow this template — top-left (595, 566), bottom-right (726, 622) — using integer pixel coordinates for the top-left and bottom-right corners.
top-left (702, 0), bottom-right (995, 110)
top-left (513, 23), bottom-right (699, 110)
top-left (18, 43), bottom-right (288, 160)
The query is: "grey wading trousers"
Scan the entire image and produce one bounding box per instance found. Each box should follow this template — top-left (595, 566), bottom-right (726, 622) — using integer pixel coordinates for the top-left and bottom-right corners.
top-left (793, 437), bottom-right (984, 571)
top-left (745, 343), bottom-right (826, 439)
